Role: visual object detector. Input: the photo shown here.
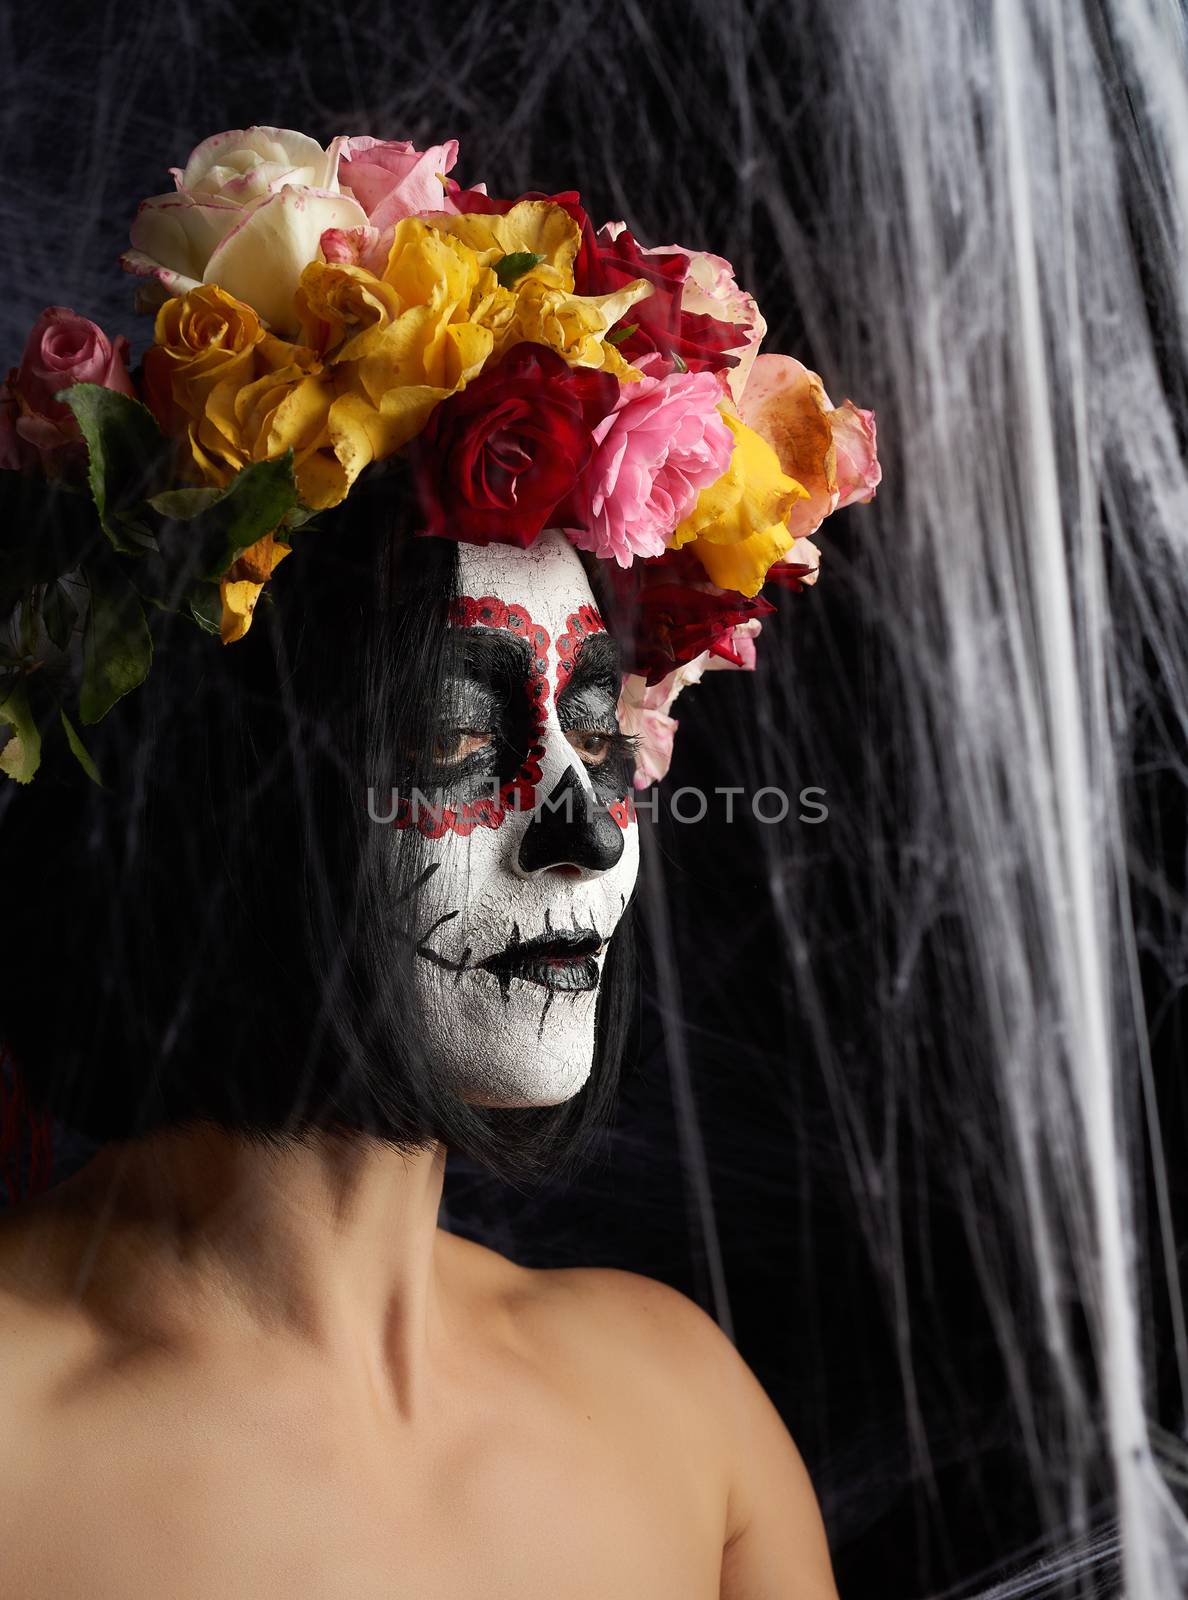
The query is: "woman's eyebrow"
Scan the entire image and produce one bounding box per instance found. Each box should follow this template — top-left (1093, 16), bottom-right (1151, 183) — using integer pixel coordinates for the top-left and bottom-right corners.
top-left (447, 627), bottom-right (534, 682)
top-left (558, 630), bottom-right (621, 705)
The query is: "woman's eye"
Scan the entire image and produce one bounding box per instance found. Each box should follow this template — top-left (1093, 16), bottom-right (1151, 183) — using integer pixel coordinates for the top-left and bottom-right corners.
top-left (566, 729), bottom-right (615, 767)
top-left (433, 727), bottom-right (494, 765)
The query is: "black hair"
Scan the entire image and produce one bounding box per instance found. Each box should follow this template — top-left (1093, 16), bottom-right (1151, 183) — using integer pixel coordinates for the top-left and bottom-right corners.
top-left (0, 469), bottom-right (634, 1184)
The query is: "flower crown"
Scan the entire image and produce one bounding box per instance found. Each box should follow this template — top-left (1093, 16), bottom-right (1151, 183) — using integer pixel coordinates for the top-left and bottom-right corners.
top-left (0, 126), bottom-right (879, 790)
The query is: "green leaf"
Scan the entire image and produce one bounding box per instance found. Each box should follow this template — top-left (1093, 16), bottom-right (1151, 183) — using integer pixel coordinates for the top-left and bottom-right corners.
top-left (148, 486), bottom-right (226, 520)
top-left (42, 581), bottom-right (80, 651)
top-left (80, 565), bottom-right (153, 725)
top-left (187, 584), bottom-right (223, 636)
top-left (110, 520), bottom-right (160, 555)
top-left (669, 349), bottom-right (689, 374)
top-left (281, 503), bottom-right (321, 534)
top-left (0, 680), bottom-right (41, 785)
top-left (62, 384), bottom-right (171, 554)
top-left (607, 323), bottom-right (638, 347)
top-left (494, 251), bottom-right (545, 289)
top-left (59, 709), bottom-right (104, 787)
top-left (18, 595), bottom-right (39, 658)
top-left (154, 455), bottom-right (299, 581)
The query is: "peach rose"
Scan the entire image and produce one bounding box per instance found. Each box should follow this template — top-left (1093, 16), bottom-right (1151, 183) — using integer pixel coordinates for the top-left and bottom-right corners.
top-left (739, 353), bottom-right (881, 538)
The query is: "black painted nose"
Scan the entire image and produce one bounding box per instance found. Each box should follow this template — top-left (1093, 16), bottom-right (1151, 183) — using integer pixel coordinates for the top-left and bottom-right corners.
top-left (517, 766), bottom-right (625, 875)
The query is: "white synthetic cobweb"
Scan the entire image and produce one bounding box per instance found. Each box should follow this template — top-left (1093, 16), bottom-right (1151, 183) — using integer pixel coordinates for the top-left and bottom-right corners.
top-left (737, 0), bottom-right (1188, 1593)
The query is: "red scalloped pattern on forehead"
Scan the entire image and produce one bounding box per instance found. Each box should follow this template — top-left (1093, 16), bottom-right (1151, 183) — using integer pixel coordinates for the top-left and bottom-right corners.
top-left (554, 603), bottom-right (606, 695)
top-left (391, 594), bottom-right (550, 839)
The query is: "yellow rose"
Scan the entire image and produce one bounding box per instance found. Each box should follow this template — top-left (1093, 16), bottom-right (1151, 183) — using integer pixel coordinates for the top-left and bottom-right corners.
top-left (390, 208), bottom-right (651, 378)
top-left (380, 218), bottom-right (492, 318)
top-left (219, 531), bottom-right (292, 644)
top-left (352, 303), bottom-right (494, 412)
top-left (199, 340), bottom-right (334, 497)
top-left (671, 412), bottom-right (809, 596)
top-left (143, 285), bottom-right (266, 442)
top-left (430, 200), bottom-right (581, 291)
top-left (144, 284), bottom-right (328, 492)
top-left (145, 281), bottom-right (382, 509)
top-left (491, 278), bottom-right (652, 376)
top-left (295, 262), bottom-right (404, 362)
top-left (289, 224), bottom-right (500, 467)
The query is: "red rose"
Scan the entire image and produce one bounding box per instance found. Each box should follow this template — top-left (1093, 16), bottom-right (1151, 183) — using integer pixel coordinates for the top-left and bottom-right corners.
top-left (761, 558), bottom-right (820, 593)
top-left (600, 550), bottom-right (776, 682)
top-left (574, 223), bottom-right (746, 378)
top-left (446, 186), bottom-right (585, 223)
top-left (446, 190), bottom-right (744, 378)
top-left (628, 582), bottom-right (774, 681)
top-left (410, 343), bottom-right (618, 547)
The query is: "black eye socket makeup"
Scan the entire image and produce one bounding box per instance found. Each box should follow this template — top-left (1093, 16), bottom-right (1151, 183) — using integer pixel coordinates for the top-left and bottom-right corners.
top-left (557, 633), bottom-right (635, 799)
top-left (419, 627), bottom-right (634, 804)
top-left (428, 630), bottom-right (537, 798)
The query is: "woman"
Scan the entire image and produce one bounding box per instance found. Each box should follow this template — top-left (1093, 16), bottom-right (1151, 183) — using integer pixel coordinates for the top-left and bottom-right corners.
top-left (0, 125), bottom-right (874, 1595)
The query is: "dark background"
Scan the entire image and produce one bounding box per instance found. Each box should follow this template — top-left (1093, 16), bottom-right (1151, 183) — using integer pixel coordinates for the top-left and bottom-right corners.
top-left (3, 2), bottom-right (1184, 1596)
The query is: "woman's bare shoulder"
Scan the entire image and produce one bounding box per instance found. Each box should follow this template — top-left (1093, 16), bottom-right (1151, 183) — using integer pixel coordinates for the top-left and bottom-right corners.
top-left (528, 1262), bottom-right (730, 1370)
top-left (496, 1257), bottom-right (840, 1598)
top-left (438, 1227), bottom-right (722, 1359)
top-left (437, 1230), bottom-right (722, 1365)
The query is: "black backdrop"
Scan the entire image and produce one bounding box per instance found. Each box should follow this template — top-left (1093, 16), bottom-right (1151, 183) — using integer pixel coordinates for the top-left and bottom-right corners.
top-left (5, 3), bottom-right (1183, 1595)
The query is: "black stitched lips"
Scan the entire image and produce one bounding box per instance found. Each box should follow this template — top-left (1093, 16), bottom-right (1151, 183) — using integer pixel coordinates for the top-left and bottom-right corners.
top-left (480, 928), bottom-right (603, 993)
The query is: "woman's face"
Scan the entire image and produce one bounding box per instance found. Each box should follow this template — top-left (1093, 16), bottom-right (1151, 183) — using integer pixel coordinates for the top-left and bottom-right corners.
top-left (395, 530), bottom-right (640, 1106)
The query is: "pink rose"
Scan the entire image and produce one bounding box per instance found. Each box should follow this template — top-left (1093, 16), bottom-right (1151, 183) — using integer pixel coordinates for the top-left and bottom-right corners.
top-left (617, 681), bottom-right (679, 790)
top-left (0, 307), bottom-right (136, 471)
top-left (318, 223), bottom-right (388, 274)
top-left (330, 135), bottom-right (465, 230)
top-left (617, 619), bottom-right (763, 788)
top-left (567, 371), bottom-right (733, 567)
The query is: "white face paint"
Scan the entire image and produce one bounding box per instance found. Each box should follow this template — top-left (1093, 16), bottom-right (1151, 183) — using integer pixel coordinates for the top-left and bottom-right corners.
top-left (397, 530), bottom-right (640, 1107)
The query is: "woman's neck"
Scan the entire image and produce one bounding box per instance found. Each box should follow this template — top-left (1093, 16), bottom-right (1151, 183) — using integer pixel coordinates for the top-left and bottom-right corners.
top-left (4, 1124), bottom-right (450, 1415)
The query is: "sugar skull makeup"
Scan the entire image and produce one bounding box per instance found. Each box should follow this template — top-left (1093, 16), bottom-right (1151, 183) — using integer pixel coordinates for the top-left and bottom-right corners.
top-left (392, 530), bottom-right (640, 1106)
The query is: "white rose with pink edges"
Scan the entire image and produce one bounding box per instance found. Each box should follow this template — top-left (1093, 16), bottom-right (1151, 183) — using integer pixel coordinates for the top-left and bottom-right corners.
top-left (120, 126), bottom-right (368, 335)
